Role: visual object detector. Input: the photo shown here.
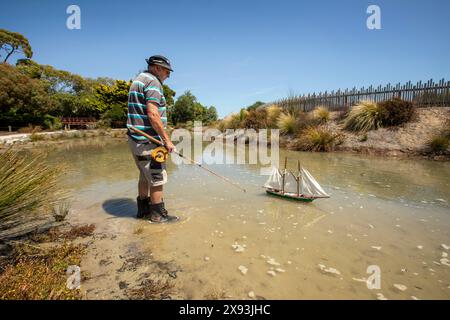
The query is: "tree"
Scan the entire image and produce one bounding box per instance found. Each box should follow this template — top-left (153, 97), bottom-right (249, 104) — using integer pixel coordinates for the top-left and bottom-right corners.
top-left (0, 29), bottom-right (33, 63)
top-left (170, 91), bottom-right (218, 125)
top-left (88, 80), bottom-right (130, 116)
top-left (246, 101), bottom-right (265, 111)
top-left (171, 91), bottom-right (196, 125)
top-left (162, 84), bottom-right (176, 107)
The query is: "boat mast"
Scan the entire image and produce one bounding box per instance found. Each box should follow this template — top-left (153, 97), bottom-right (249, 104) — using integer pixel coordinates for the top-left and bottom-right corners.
top-left (296, 160), bottom-right (300, 197)
top-left (281, 156), bottom-right (287, 194)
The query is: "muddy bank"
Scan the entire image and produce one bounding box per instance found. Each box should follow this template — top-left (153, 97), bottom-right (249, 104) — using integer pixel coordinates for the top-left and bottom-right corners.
top-left (323, 107), bottom-right (449, 160)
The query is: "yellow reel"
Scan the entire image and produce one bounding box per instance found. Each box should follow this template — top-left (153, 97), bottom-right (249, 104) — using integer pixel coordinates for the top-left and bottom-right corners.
top-left (150, 146), bottom-right (169, 163)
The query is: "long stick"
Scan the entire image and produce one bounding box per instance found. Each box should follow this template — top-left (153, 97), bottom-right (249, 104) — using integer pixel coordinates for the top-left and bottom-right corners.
top-left (128, 126), bottom-right (246, 193)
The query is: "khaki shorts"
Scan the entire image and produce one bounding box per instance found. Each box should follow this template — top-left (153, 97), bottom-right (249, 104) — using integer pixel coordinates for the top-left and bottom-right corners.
top-left (128, 137), bottom-right (168, 187)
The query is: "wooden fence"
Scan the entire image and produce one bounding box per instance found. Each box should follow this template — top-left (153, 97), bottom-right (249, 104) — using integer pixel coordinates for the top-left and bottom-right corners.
top-left (275, 78), bottom-right (450, 112)
top-left (60, 117), bottom-right (97, 129)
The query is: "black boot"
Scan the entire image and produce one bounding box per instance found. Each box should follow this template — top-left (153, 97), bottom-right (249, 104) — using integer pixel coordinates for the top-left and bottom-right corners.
top-left (136, 196), bottom-right (150, 219)
top-left (147, 202), bottom-right (179, 223)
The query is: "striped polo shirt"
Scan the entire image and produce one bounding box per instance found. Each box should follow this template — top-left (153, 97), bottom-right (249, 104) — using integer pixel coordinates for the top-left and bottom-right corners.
top-left (127, 72), bottom-right (167, 142)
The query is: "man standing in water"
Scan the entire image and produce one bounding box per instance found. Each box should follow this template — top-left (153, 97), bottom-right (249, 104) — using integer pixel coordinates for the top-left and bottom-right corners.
top-left (127, 55), bottom-right (179, 223)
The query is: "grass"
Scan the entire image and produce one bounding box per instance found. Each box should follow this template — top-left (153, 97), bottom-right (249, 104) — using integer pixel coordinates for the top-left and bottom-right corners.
top-left (277, 113), bottom-right (298, 135)
top-left (266, 104), bottom-right (282, 127)
top-left (344, 101), bottom-right (382, 132)
top-left (0, 148), bottom-right (66, 239)
top-left (293, 126), bottom-right (343, 152)
top-left (0, 242), bottom-right (85, 300)
top-left (427, 136), bottom-right (449, 153)
top-left (312, 106), bottom-right (330, 123)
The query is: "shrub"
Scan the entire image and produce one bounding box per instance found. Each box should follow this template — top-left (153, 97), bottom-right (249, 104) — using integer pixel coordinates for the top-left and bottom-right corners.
top-left (43, 115), bottom-right (62, 130)
top-left (344, 101), bottom-right (381, 132)
top-left (277, 113), bottom-right (298, 135)
top-left (243, 108), bottom-right (268, 129)
top-left (378, 98), bottom-right (416, 127)
top-left (293, 126), bottom-right (343, 152)
top-left (312, 106), bottom-right (330, 123)
top-left (427, 136), bottom-right (449, 154)
top-left (101, 104), bottom-right (126, 128)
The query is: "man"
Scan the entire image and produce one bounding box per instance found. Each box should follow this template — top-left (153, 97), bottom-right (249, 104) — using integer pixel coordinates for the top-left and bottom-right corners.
top-left (127, 55), bottom-right (178, 223)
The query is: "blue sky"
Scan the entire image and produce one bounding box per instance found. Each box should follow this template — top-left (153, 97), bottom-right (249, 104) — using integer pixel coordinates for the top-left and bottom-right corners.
top-left (1, 0), bottom-right (449, 117)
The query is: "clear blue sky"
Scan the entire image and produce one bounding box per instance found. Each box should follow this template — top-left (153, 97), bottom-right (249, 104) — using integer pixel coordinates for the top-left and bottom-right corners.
top-left (1, 0), bottom-right (449, 117)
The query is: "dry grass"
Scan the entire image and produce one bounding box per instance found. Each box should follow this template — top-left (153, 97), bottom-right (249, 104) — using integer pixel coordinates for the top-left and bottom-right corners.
top-left (292, 126), bottom-right (343, 152)
top-left (312, 106), bottom-right (330, 123)
top-left (0, 242), bottom-right (85, 300)
top-left (133, 226), bottom-right (144, 235)
top-left (427, 136), bottom-right (449, 153)
top-left (266, 104), bottom-right (282, 127)
top-left (344, 101), bottom-right (382, 132)
top-left (277, 113), bottom-right (299, 135)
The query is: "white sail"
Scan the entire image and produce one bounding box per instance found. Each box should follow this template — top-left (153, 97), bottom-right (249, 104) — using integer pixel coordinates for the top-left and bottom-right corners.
top-left (283, 170), bottom-right (299, 194)
top-left (264, 167), bottom-right (283, 190)
top-left (301, 168), bottom-right (330, 198)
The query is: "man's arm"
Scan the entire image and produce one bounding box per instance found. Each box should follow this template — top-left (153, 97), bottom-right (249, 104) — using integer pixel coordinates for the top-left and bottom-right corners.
top-left (146, 101), bottom-right (175, 152)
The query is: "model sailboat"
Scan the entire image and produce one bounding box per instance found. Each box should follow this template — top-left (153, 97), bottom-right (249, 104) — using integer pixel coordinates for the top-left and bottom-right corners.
top-left (264, 158), bottom-right (330, 202)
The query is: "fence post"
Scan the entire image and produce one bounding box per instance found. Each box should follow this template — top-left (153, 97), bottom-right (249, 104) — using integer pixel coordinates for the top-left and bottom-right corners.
top-left (8, 125), bottom-right (12, 132)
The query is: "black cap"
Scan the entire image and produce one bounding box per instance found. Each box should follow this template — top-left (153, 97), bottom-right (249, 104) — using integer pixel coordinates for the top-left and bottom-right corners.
top-left (145, 55), bottom-right (173, 72)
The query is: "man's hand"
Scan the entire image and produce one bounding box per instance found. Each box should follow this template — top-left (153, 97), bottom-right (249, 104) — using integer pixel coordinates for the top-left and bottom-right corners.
top-left (164, 140), bottom-right (176, 153)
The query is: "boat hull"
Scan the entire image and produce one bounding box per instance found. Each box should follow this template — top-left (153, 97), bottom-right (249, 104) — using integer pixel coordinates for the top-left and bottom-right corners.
top-left (265, 189), bottom-right (315, 202)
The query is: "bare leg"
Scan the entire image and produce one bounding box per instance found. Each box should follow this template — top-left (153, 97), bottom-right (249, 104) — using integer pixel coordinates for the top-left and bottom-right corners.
top-left (150, 185), bottom-right (163, 204)
top-left (138, 173), bottom-right (149, 199)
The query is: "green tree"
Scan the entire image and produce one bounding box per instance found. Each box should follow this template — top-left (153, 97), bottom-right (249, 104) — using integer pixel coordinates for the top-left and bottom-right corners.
top-left (0, 29), bottom-right (33, 63)
top-left (246, 101), bottom-right (265, 111)
top-left (162, 84), bottom-right (176, 107)
top-left (170, 91), bottom-right (217, 125)
top-left (0, 63), bottom-right (55, 127)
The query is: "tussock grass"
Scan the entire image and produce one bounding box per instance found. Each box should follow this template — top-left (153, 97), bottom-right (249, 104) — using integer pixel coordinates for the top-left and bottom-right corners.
top-left (427, 136), bottom-right (449, 153)
top-left (344, 101), bottom-right (382, 132)
top-left (312, 106), bottom-right (330, 123)
top-left (293, 126), bottom-right (343, 152)
top-left (277, 113), bottom-right (298, 135)
top-left (266, 104), bottom-right (282, 127)
top-left (0, 148), bottom-right (66, 239)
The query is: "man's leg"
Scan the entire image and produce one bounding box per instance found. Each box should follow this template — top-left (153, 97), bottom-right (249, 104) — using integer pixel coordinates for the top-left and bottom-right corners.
top-left (138, 172), bottom-right (149, 199)
top-left (150, 185), bottom-right (163, 204)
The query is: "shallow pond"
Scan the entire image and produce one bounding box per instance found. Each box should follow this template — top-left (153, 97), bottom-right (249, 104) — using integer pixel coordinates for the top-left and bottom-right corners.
top-left (41, 137), bottom-right (450, 299)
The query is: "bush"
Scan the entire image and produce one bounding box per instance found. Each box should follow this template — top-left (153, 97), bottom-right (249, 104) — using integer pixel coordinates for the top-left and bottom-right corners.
top-left (101, 104), bottom-right (126, 128)
top-left (312, 106), bottom-right (330, 123)
top-left (378, 98), bottom-right (416, 127)
top-left (427, 136), bottom-right (449, 154)
top-left (43, 115), bottom-right (62, 130)
top-left (277, 113), bottom-right (298, 135)
top-left (344, 101), bottom-right (381, 132)
top-left (293, 126), bottom-right (343, 152)
top-left (242, 108), bottom-right (268, 129)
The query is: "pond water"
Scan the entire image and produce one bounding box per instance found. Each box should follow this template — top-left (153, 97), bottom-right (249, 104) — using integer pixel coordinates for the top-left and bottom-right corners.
top-left (42, 137), bottom-right (450, 299)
